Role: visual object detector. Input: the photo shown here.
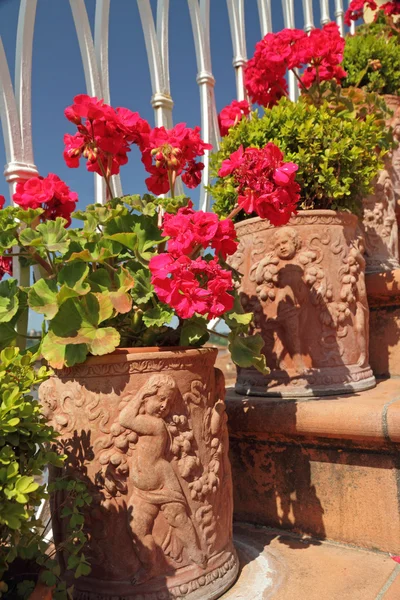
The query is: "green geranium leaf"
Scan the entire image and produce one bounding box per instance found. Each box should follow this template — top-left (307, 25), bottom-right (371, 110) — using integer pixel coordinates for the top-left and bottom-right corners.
top-left (35, 218), bottom-right (70, 254)
top-left (18, 227), bottom-right (43, 248)
top-left (0, 227), bottom-right (18, 251)
top-left (103, 232), bottom-right (138, 252)
top-left (228, 331), bottom-right (269, 374)
top-left (86, 327), bottom-right (120, 356)
top-left (0, 279), bottom-right (19, 323)
top-left (225, 311), bottom-right (253, 329)
top-left (180, 316), bottom-right (209, 347)
top-left (133, 214), bottom-right (163, 255)
top-left (58, 262), bottom-right (90, 296)
top-left (41, 331), bottom-right (88, 369)
top-left (28, 278), bottom-right (59, 319)
top-left (15, 208), bottom-right (44, 225)
top-left (143, 305), bottom-right (174, 327)
top-left (131, 269), bottom-right (154, 305)
top-left (67, 239), bottom-right (121, 263)
top-left (89, 268), bottom-right (134, 314)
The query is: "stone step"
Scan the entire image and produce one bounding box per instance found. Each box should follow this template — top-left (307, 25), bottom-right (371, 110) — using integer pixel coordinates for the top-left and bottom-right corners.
top-left (226, 378), bottom-right (400, 554)
top-left (224, 523), bottom-right (400, 600)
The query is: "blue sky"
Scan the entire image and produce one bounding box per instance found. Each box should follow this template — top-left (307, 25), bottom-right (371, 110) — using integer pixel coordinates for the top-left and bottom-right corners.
top-left (0, 0), bottom-right (337, 329)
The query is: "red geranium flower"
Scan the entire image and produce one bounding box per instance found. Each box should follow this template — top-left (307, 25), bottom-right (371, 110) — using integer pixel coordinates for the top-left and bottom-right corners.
top-left (149, 253), bottom-right (234, 320)
top-left (218, 100), bottom-right (250, 137)
top-left (160, 202), bottom-right (237, 259)
top-left (0, 256), bottom-right (12, 281)
top-left (344, 0), bottom-right (378, 25)
top-left (141, 123), bottom-right (212, 195)
top-left (218, 142), bottom-right (299, 226)
top-left (245, 23), bottom-right (346, 105)
top-left (63, 94), bottom-right (150, 178)
top-left (13, 174), bottom-right (78, 226)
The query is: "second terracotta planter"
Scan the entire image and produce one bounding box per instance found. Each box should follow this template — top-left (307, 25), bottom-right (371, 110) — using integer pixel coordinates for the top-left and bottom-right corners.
top-left (230, 211), bottom-right (376, 397)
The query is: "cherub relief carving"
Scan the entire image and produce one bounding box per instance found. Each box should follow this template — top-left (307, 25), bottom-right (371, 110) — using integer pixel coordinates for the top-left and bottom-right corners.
top-left (250, 227), bottom-right (327, 373)
top-left (120, 375), bottom-right (206, 582)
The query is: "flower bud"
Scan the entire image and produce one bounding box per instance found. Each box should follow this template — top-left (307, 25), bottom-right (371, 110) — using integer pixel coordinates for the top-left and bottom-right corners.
top-left (155, 151), bottom-right (164, 162)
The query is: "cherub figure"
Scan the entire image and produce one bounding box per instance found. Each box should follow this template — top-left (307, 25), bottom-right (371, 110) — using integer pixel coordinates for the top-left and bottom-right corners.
top-left (252, 228), bottom-right (315, 373)
top-left (118, 374), bottom-right (205, 583)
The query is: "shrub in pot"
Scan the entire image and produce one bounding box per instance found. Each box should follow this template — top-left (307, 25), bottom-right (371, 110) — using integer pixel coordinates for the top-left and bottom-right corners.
top-left (0, 95), bottom-right (268, 599)
top-left (210, 24), bottom-right (390, 396)
top-left (343, 1), bottom-right (400, 270)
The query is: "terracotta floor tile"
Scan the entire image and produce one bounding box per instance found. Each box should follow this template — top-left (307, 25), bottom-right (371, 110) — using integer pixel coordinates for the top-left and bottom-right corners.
top-left (224, 523), bottom-right (397, 600)
top-left (381, 567), bottom-right (400, 600)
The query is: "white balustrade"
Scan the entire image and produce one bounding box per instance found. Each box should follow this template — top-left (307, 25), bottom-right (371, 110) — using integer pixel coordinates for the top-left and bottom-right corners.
top-left (0, 0), bottom-right (358, 263)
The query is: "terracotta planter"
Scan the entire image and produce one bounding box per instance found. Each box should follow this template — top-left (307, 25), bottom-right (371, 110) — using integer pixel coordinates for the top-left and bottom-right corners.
top-left (362, 95), bottom-right (400, 273)
top-left (230, 211), bottom-right (376, 397)
top-left (39, 347), bottom-right (238, 600)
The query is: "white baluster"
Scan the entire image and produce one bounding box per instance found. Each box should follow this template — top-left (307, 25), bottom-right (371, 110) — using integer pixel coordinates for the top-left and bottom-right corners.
top-left (257, 0), bottom-right (272, 36)
top-left (0, 0), bottom-right (39, 344)
top-left (302, 0), bottom-right (315, 32)
top-left (188, 0), bottom-right (218, 212)
top-left (70, 0), bottom-right (125, 203)
top-left (94, 0), bottom-right (111, 105)
top-left (320, 0), bottom-right (331, 24)
top-left (94, 0), bottom-right (122, 198)
top-left (335, 0), bottom-right (345, 35)
top-left (282, 0), bottom-right (298, 101)
top-left (227, 0), bottom-right (248, 102)
top-left (137, 0), bottom-right (173, 128)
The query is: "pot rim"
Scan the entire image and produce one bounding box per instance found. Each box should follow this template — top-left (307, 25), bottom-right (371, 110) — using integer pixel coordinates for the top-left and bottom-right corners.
top-left (57, 345), bottom-right (219, 369)
top-left (234, 209), bottom-right (358, 230)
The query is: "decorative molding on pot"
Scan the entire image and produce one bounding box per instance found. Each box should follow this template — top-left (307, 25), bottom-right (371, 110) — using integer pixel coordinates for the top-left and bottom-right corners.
top-left (235, 210), bottom-right (358, 237)
top-left (55, 347), bottom-right (218, 380)
top-left (73, 551), bottom-right (238, 600)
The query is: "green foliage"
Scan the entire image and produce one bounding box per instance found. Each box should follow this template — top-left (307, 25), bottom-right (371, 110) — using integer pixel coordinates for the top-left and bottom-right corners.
top-left (0, 192), bottom-right (268, 374)
top-left (343, 21), bottom-right (400, 96)
top-left (210, 96), bottom-right (389, 217)
top-left (0, 347), bottom-right (92, 598)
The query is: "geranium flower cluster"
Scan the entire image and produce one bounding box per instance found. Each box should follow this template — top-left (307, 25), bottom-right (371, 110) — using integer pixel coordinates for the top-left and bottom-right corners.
top-left (141, 123), bottom-right (212, 195)
top-left (13, 174), bottom-right (78, 225)
top-left (245, 23), bottom-right (346, 107)
top-left (344, 0), bottom-right (400, 25)
top-left (64, 95), bottom-right (211, 197)
top-left (218, 100), bottom-right (250, 137)
top-left (64, 94), bottom-right (150, 177)
top-left (149, 204), bottom-right (237, 319)
top-left (218, 143), bottom-right (300, 226)
top-left (161, 201), bottom-right (237, 259)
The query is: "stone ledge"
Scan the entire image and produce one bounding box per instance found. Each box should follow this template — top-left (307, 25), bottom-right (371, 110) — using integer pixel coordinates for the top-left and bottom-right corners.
top-left (366, 269), bottom-right (400, 307)
top-left (226, 378), bottom-right (400, 448)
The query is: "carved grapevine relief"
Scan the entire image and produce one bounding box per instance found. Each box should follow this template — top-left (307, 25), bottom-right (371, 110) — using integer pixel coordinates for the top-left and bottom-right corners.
top-left (39, 349), bottom-right (237, 599)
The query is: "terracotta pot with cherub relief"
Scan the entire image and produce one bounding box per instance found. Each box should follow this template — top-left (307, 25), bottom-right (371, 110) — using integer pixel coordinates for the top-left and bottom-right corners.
top-left (39, 347), bottom-right (238, 600)
top-left (230, 211), bottom-right (376, 397)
